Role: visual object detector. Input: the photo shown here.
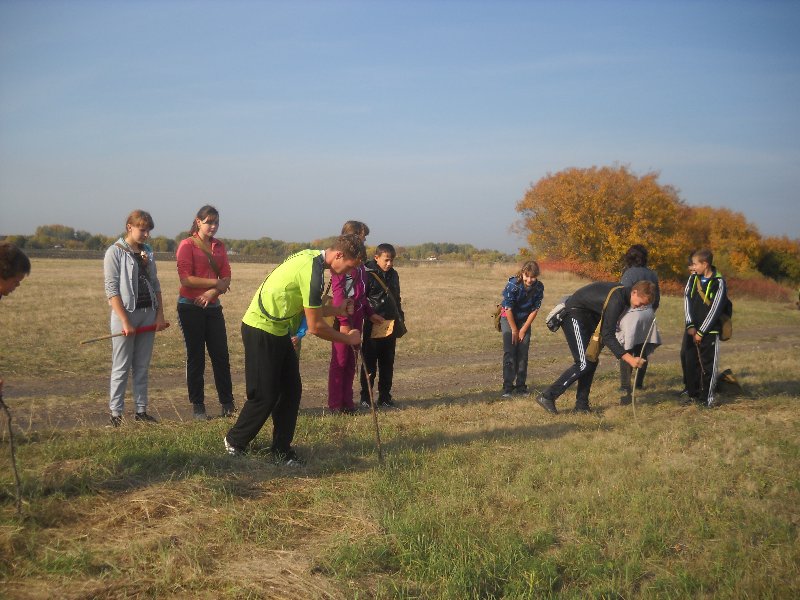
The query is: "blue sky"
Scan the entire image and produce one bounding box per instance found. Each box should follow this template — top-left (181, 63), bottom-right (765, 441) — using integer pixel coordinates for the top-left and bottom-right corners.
top-left (1, 0), bottom-right (798, 253)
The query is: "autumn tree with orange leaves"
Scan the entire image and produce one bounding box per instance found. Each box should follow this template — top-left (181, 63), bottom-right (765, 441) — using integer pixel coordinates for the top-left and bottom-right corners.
top-left (681, 205), bottom-right (763, 275)
top-left (515, 165), bottom-right (691, 278)
top-left (515, 165), bottom-right (770, 280)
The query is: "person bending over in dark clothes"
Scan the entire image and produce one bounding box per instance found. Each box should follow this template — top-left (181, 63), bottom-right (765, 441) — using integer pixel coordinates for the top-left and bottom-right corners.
top-left (536, 280), bottom-right (655, 415)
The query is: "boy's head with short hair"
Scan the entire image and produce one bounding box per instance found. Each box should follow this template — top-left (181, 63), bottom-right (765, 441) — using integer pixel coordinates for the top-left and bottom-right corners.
top-left (374, 243), bottom-right (396, 273)
top-left (691, 248), bottom-right (714, 278)
top-left (630, 280), bottom-right (655, 307)
top-left (328, 234), bottom-right (366, 274)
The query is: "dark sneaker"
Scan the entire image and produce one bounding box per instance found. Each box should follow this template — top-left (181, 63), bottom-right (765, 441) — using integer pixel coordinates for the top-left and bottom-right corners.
top-left (273, 448), bottom-right (304, 467)
top-left (134, 412), bottom-right (158, 423)
top-left (378, 397), bottom-right (396, 408)
top-left (193, 404), bottom-right (209, 421)
top-left (677, 388), bottom-right (689, 398)
top-left (220, 402), bottom-right (237, 417)
top-left (360, 399), bottom-right (372, 409)
top-left (573, 405), bottom-right (592, 414)
top-left (501, 390), bottom-right (513, 399)
top-left (620, 392), bottom-right (632, 406)
top-left (110, 415), bottom-right (123, 427)
top-left (536, 395), bottom-right (558, 415)
top-left (223, 436), bottom-right (245, 456)
top-left (514, 387), bottom-right (530, 396)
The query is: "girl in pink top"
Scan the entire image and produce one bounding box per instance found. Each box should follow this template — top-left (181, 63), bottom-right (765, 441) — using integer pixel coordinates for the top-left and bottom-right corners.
top-left (175, 205), bottom-right (235, 420)
top-left (328, 221), bottom-right (383, 413)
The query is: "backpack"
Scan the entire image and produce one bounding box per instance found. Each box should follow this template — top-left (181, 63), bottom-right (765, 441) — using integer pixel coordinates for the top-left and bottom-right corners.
top-left (719, 298), bottom-right (733, 341)
top-left (715, 368), bottom-right (745, 396)
top-left (695, 276), bottom-right (733, 341)
top-left (491, 304), bottom-right (502, 332)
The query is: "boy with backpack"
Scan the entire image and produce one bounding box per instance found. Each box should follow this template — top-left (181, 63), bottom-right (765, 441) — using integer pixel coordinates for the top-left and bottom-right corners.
top-left (681, 248), bottom-right (730, 408)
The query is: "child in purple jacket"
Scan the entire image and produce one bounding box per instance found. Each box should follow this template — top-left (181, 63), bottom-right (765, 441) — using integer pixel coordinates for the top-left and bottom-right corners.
top-left (327, 221), bottom-right (384, 413)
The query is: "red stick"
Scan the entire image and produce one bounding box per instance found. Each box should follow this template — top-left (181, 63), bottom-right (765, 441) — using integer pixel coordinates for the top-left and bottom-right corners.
top-left (79, 322), bottom-right (170, 345)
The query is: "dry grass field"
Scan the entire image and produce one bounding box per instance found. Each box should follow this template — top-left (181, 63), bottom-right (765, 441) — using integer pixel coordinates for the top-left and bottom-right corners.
top-left (1, 258), bottom-right (799, 598)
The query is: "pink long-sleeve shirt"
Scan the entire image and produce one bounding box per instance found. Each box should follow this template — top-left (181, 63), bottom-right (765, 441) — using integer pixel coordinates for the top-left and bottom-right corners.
top-left (175, 236), bottom-right (232, 301)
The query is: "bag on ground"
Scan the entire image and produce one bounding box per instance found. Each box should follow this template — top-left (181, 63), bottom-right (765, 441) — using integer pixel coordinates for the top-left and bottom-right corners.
top-left (715, 368), bottom-right (744, 395)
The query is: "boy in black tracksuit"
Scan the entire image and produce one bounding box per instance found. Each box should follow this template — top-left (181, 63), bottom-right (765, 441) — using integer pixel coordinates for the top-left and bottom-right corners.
top-left (360, 244), bottom-right (404, 408)
top-left (681, 248), bottom-right (728, 407)
top-left (536, 281), bottom-right (654, 415)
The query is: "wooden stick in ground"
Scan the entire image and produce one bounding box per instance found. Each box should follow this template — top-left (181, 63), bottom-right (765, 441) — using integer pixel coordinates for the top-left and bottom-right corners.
top-left (632, 316), bottom-right (657, 421)
top-left (0, 393), bottom-right (23, 517)
top-left (357, 347), bottom-right (384, 464)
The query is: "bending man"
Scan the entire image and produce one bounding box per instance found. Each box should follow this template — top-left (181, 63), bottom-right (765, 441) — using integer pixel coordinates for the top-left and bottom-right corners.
top-left (224, 234), bottom-right (365, 465)
top-left (536, 280), bottom-right (655, 415)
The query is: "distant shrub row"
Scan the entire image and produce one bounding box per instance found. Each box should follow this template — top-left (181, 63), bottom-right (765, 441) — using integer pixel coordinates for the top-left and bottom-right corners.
top-left (2, 226), bottom-right (515, 265)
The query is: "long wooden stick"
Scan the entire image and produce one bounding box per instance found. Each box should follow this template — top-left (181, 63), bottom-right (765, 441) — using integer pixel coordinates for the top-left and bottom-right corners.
top-left (357, 347), bottom-right (384, 465)
top-left (80, 322), bottom-right (169, 345)
top-left (632, 316), bottom-right (657, 420)
top-left (0, 393), bottom-right (23, 517)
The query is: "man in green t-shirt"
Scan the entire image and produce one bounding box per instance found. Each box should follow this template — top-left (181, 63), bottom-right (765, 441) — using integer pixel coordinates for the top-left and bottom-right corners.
top-left (225, 234), bottom-right (365, 465)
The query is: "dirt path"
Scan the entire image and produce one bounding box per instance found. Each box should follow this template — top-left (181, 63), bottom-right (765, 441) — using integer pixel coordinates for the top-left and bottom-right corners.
top-left (3, 327), bottom-right (797, 433)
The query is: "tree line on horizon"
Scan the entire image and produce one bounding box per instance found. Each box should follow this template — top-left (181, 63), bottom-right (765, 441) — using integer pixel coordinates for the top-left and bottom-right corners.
top-left (0, 226), bottom-right (514, 264)
top-left (4, 164), bottom-right (798, 285)
top-left (515, 164), bottom-right (800, 286)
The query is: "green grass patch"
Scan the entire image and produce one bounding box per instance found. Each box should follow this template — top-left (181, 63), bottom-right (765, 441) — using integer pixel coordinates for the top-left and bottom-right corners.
top-left (1, 260), bottom-right (799, 598)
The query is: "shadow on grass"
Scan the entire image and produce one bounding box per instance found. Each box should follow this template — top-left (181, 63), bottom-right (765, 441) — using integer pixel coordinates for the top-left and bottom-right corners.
top-left (723, 366), bottom-right (796, 399)
top-left (384, 420), bottom-right (582, 455)
top-left (27, 369), bottom-right (779, 510)
top-left (7, 399), bottom-right (587, 511)
top-left (299, 388), bottom-right (551, 415)
top-left (643, 366), bottom-right (795, 402)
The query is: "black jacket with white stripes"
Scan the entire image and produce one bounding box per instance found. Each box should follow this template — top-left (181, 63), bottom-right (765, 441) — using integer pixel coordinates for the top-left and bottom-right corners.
top-left (565, 281), bottom-right (631, 359)
top-left (684, 267), bottom-right (727, 338)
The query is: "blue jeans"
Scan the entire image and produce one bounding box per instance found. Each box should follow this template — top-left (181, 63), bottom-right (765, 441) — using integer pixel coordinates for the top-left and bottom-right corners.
top-left (109, 307), bottom-right (156, 416)
top-left (501, 316), bottom-right (531, 392)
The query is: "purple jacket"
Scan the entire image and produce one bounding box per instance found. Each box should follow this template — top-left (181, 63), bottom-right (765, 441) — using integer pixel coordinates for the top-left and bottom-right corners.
top-left (331, 264), bottom-right (374, 328)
